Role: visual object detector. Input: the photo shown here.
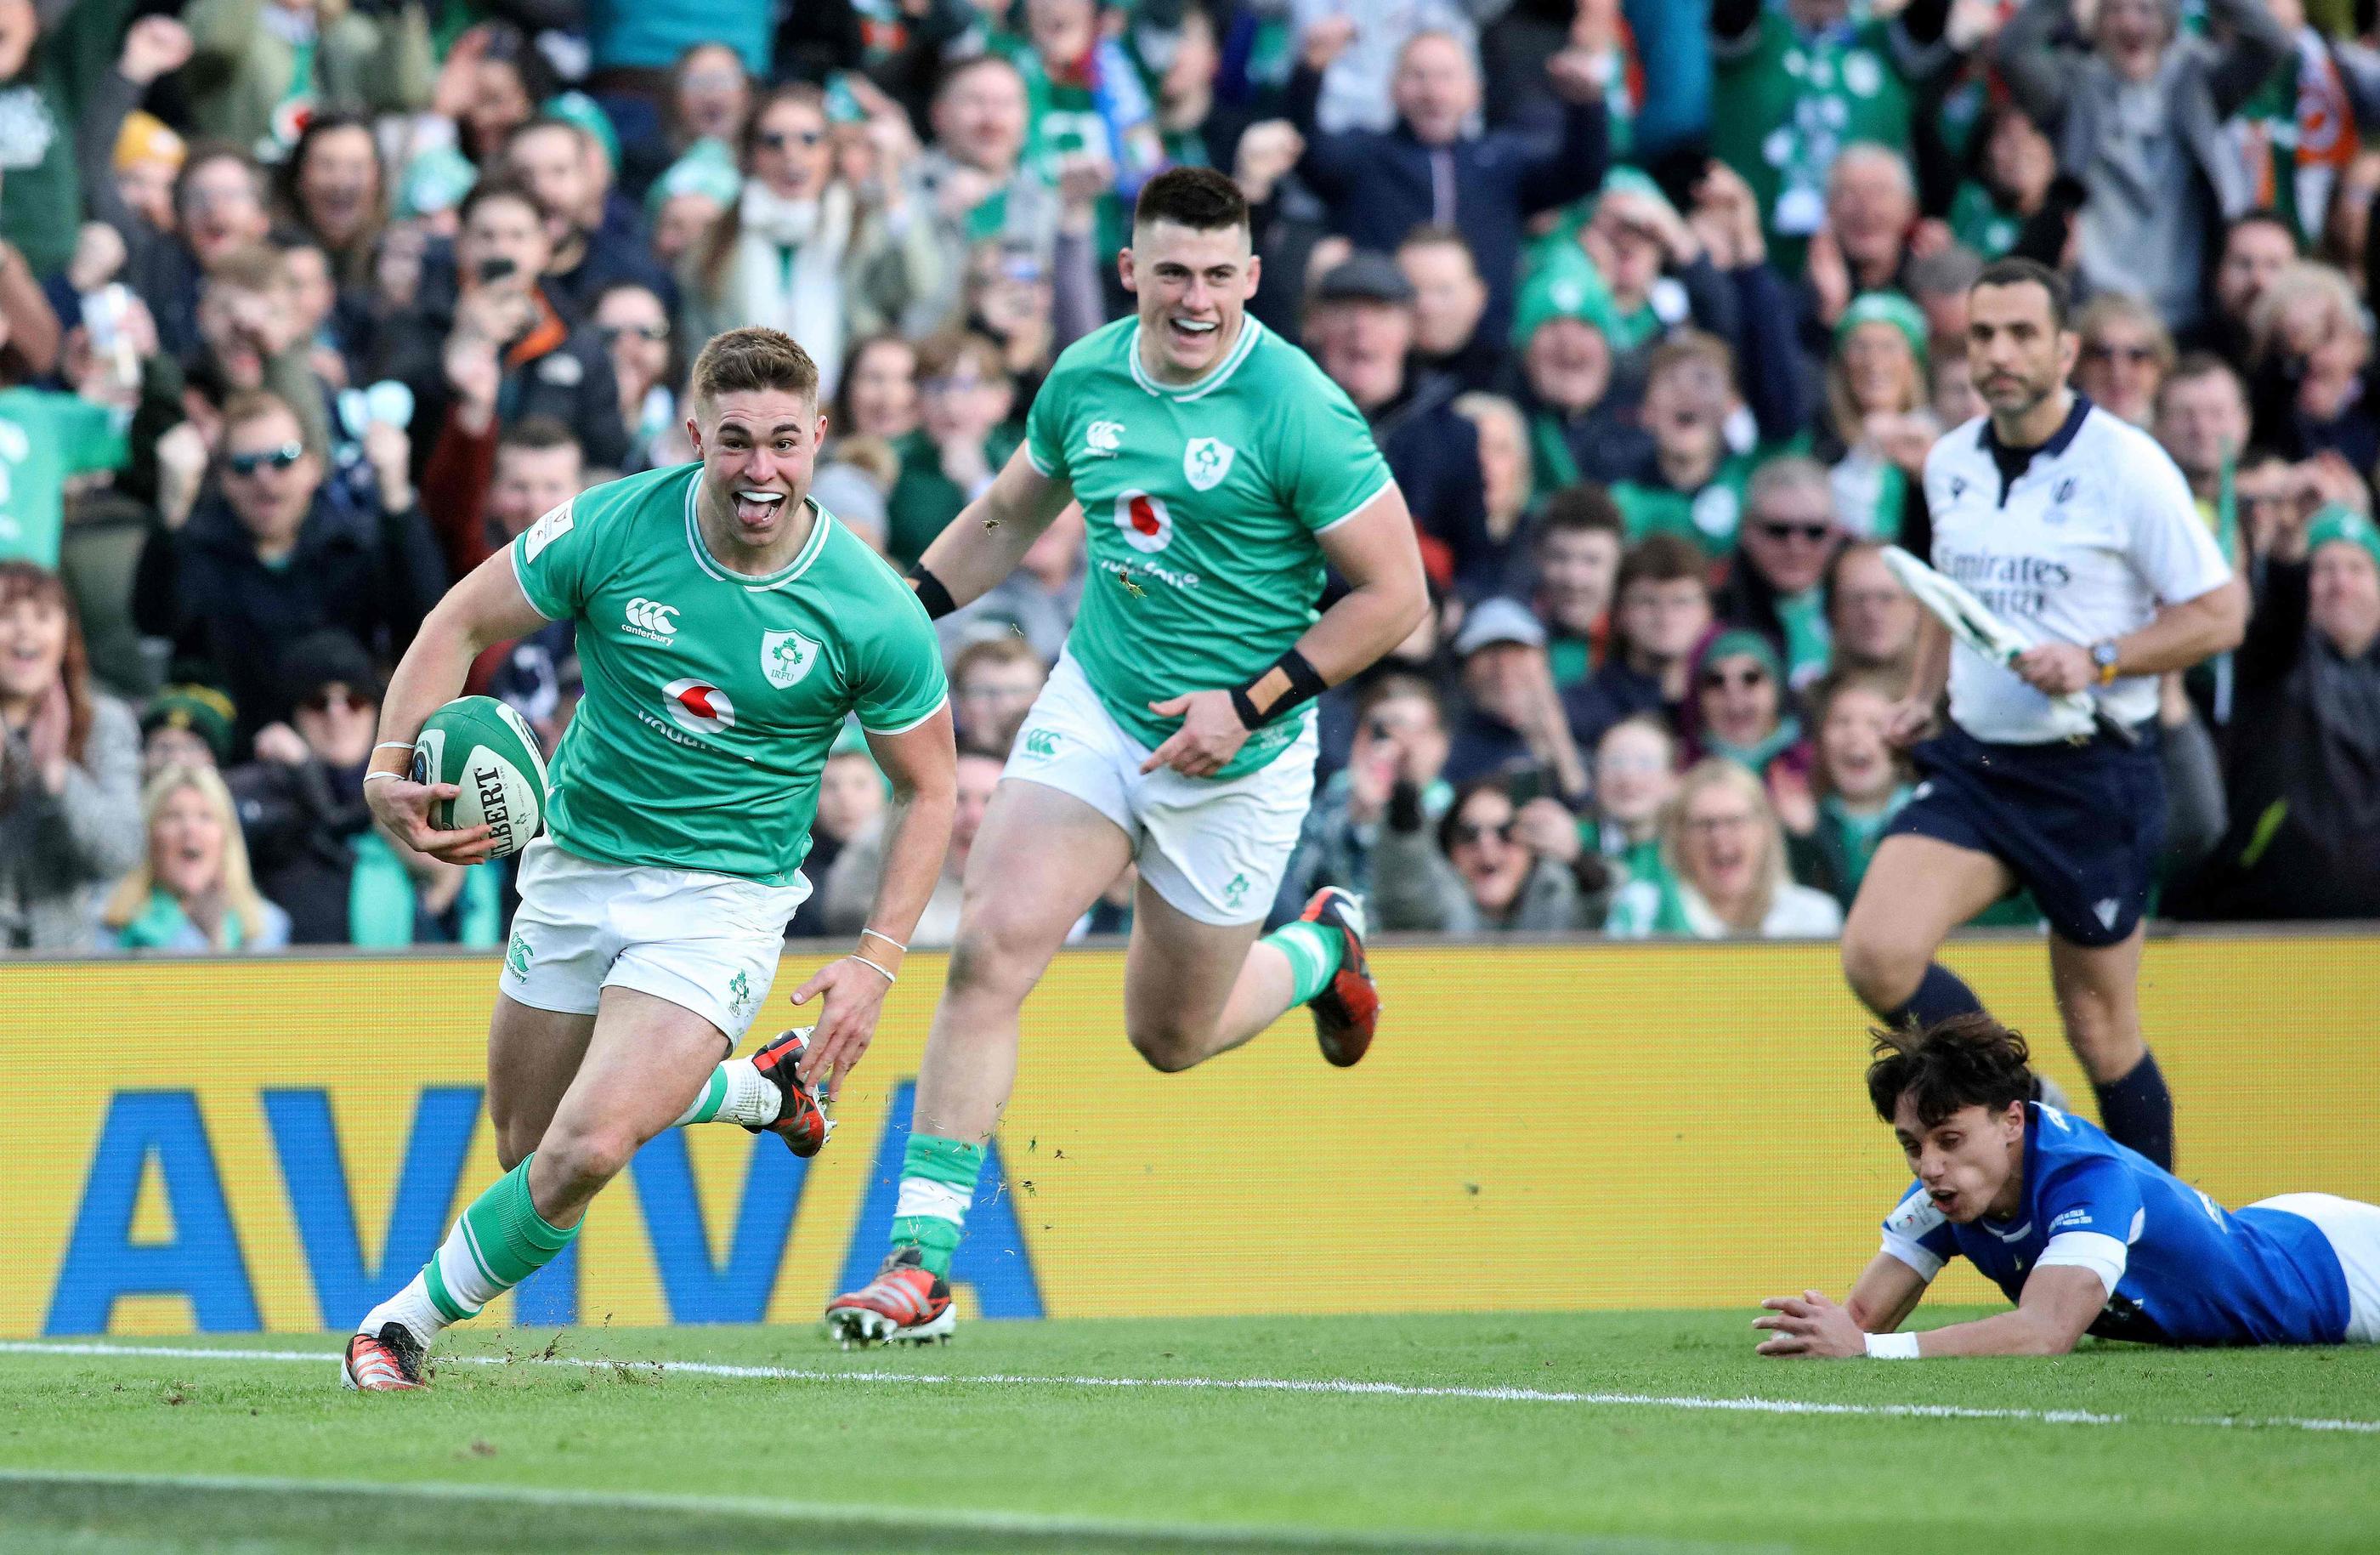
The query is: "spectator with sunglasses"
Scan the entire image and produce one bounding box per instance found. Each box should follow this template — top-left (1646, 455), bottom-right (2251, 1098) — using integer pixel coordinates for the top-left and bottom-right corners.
top-left (2071, 294), bottom-right (2174, 430)
top-left (1686, 629), bottom-right (1814, 814)
top-left (591, 283), bottom-right (678, 473)
top-left (230, 628), bottom-right (494, 946)
top-left (1716, 457), bottom-right (1846, 688)
top-left (1375, 775), bottom-right (1603, 934)
top-left (133, 389), bottom-right (443, 751)
top-left (680, 82), bottom-right (939, 401)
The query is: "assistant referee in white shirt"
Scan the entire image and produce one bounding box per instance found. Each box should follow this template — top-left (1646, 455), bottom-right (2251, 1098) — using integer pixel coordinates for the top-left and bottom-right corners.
top-left (1839, 258), bottom-right (2246, 1171)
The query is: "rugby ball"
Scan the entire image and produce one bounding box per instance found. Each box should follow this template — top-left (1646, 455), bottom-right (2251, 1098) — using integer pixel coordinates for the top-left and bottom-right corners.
top-left (411, 696), bottom-right (548, 860)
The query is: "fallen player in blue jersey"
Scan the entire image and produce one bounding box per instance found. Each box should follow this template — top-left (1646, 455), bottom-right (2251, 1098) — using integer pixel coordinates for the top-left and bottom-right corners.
top-left (1755, 1014), bottom-right (2380, 1359)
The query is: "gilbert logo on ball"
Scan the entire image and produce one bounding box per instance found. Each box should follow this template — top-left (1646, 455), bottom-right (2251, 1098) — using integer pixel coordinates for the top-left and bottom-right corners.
top-left (412, 695), bottom-right (548, 860)
top-left (1115, 491), bottom-right (1174, 553)
top-left (664, 678), bottom-right (736, 735)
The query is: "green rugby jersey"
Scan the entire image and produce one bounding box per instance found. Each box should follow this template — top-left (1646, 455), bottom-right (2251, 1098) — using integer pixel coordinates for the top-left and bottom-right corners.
top-left (512, 463), bottom-right (947, 884)
top-left (1023, 315), bottom-right (1392, 780)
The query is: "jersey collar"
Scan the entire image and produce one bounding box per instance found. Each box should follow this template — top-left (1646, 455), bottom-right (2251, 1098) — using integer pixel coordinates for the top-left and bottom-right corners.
top-left (1127, 315), bottom-right (1263, 402)
top-left (1977, 391), bottom-right (2094, 461)
top-left (682, 476), bottom-right (834, 591)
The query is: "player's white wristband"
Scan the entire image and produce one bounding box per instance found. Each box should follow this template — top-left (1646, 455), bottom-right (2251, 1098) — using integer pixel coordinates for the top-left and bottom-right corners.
top-left (373, 741), bottom-right (417, 755)
top-left (845, 953), bottom-right (898, 985)
top-left (1863, 1331), bottom-right (1921, 1359)
top-left (362, 771), bottom-right (405, 786)
top-left (859, 928), bottom-right (908, 954)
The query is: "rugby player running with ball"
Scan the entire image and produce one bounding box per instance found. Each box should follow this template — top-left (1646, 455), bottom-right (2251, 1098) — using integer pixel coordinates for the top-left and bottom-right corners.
top-left (343, 328), bottom-right (956, 1389)
top-left (827, 167), bottom-right (1429, 1345)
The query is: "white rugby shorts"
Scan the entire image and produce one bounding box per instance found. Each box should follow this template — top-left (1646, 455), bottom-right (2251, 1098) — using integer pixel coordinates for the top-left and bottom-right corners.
top-left (1003, 652), bottom-right (1317, 926)
top-left (2252, 1193), bottom-right (2380, 1344)
top-left (501, 838), bottom-right (810, 1042)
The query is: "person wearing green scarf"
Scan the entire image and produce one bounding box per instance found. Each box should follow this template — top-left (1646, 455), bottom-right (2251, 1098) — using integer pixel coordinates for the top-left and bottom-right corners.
top-left (1785, 673), bottom-right (1912, 908)
top-left (1690, 629), bottom-right (1808, 782)
top-left (1512, 252), bottom-right (1652, 494)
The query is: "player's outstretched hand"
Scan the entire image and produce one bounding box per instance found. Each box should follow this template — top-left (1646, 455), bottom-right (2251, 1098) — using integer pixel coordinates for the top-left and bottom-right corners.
top-left (1754, 1290), bottom-right (1868, 1359)
top-left (1142, 690), bottom-right (1250, 778)
top-left (363, 775), bottom-right (496, 865)
top-left (788, 957), bottom-right (890, 1099)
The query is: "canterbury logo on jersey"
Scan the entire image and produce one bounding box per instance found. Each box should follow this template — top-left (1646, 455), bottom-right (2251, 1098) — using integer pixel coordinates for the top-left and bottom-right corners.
top-left (1084, 419), bottom-right (1125, 456)
top-left (625, 598), bottom-right (680, 641)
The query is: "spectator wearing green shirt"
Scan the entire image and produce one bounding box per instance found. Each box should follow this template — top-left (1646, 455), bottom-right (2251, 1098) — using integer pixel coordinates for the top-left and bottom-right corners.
top-left (1708, 0), bottom-right (1961, 273)
top-left (884, 330), bottom-right (1021, 569)
top-left (1590, 712), bottom-right (1677, 892)
top-left (1609, 331), bottom-right (1765, 559)
top-left (1948, 101), bottom-right (2059, 262)
top-left (1783, 669), bottom-right (1912, 910)
top-left (0, 381), bottom-right (128, 569)
top-left (1818, 291), bottom-right (1934, 542)
top-left (182, 0), bottom-right (433, 163)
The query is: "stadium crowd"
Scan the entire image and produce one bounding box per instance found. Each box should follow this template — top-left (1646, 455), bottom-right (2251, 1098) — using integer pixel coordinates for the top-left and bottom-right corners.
top-left (3, 0), bottom-right (2377, 954)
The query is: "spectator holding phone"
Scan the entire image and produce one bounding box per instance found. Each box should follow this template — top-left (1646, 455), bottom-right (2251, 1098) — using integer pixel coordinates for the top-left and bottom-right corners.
top-left (1376, 775), bottom-right (1604, 934)
top-left (382, 177), bottom-right (629, 476)
top-left (1443, 597), bottom-right (1590, 802)
top-left (1277, 673), bottom-right (1454, 919)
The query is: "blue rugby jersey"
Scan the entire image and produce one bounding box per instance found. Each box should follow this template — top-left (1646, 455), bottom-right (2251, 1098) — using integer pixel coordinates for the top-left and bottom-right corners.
top-left (1879, 1104), bottom-right (2351, 1346)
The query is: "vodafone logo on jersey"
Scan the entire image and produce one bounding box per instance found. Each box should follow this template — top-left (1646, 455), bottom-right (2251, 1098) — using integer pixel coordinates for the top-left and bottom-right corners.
top-left (1114, 491), bottom-right (1174, 553)
top-left (663, 678), bottom-right (736, 735)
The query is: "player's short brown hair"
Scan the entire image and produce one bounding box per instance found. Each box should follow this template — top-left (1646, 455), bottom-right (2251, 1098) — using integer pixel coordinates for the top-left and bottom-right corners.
top-left (691, 326), bottom-right (821, 406)
top-left (1134, 165), bottom-right (1249, 236)
top-left (1867, 1014), bottom-right (2036, 1128)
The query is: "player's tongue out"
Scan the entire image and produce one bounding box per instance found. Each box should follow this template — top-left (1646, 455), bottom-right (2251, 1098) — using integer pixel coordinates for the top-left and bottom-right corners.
top-left (735, 488), bottom-right (786, 527)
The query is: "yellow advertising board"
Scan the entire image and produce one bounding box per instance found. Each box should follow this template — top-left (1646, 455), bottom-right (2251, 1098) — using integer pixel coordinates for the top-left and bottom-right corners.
top-left (1, 934), bottom-right (2372, 1338)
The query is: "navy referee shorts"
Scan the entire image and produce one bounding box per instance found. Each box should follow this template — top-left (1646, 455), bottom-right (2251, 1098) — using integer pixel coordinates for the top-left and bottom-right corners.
top-left (1883, 721), bottom-right (2166, 948)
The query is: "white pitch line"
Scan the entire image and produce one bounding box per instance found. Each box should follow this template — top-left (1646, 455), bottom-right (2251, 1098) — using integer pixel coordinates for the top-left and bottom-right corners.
top-left (3, 1339), bottom-right (2377, 1436)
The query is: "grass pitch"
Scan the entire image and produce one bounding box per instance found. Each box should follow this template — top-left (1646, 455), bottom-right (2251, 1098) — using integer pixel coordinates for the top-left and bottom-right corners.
top-left (2, 1312), bottom-right (2376, 1554)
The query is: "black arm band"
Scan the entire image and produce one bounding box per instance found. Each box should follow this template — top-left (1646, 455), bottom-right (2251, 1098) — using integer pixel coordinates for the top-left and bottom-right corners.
top-left (908, 564), bottom-right (957, 621)
top-left (1230, 646), bottom-right (1329, 730)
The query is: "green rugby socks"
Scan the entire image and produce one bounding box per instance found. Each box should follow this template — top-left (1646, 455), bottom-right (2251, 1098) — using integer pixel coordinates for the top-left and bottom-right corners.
top-left (1263, 920), bottom-right (1345, 1006)
top-left (362, 1156), bottom-right (581, 1345)
top-left (891, 1133), bottom-right (985, 1279)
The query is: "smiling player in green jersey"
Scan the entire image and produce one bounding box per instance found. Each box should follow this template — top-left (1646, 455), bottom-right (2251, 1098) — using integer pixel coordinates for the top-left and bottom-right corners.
top-left (827, 167), bottom-right (1429, 1346)
top-left (342, 328), bottom-right (958, 1390)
